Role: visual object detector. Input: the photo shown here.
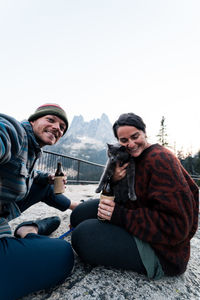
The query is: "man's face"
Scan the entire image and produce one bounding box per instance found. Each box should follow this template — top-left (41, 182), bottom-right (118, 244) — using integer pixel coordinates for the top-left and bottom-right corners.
top-left (30, 115), bottom-right (66, 147)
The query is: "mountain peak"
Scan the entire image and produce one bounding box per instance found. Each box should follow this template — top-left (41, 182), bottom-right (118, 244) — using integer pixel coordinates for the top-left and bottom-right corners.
top-left (100, 113), bottom-right (109, 122)
top-left (48, 113), bottom-right (116, 164)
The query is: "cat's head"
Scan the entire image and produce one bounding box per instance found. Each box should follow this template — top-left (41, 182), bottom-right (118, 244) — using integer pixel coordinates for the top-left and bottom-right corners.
top-left (107, 143), bottom-right (130, 163)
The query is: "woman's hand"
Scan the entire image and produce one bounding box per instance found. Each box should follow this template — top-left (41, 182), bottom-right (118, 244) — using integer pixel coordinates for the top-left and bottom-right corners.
top-left (112, 161), bottom-right (129, 182)
top-left (98, 197), bottom-right (115, 221)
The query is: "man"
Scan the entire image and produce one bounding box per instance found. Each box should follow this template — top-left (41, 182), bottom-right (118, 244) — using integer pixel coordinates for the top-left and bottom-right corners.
top-left (0, 104), bottom-right (76, 299)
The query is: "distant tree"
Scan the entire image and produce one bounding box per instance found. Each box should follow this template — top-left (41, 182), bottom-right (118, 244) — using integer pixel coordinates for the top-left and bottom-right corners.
top-left (177, 148), bottom-right (185, 161)
top-left (182, 154), bottom-right (195, 174)
top-left (193, 150), bottom-right (200, 175)
top-left (178, 150), bottom-right (200, 187)
top-left (157, 116), bottom-right (169, 147)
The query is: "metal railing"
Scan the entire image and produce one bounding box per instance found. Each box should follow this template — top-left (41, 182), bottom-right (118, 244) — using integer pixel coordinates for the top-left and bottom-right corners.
top-left (191, 175), bottom-right (200, 180)
top-left (191, 175), bottom-right (200, 186)
top-left (36, 150), bottom-right (105, 184)
top-left (36, 150), bottom-right (200, 186)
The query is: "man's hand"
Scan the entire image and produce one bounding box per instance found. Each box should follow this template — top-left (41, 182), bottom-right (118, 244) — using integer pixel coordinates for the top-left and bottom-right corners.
top-left (48, 174), bottom-right (67, 185)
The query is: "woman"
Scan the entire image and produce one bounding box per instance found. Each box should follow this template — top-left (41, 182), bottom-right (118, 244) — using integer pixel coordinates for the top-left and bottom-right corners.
top-left (70, 113), bottom-right (199, 279)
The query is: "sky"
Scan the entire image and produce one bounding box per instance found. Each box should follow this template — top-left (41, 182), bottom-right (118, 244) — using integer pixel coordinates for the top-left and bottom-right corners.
top-left (0, 0), bottom-right (200, 155)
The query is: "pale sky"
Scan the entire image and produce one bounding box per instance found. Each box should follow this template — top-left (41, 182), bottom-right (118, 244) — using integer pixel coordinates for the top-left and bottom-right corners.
top-left (0, 0), bottom-right (199, 155)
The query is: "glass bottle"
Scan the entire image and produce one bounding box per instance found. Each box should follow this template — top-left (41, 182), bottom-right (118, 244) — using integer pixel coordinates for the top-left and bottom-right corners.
top-left (98, 181), bottom-right (115, 220)
top-left (101, 182), bottom-right (114, 197)
top-left (54, 162), bottom-right (65, 194)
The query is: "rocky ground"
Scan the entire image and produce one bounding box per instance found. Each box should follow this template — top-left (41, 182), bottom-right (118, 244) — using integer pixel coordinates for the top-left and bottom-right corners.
top-left (10, 185), bottom-right (200, 300)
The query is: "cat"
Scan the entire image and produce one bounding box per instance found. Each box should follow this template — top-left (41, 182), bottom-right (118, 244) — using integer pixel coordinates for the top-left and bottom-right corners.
top-left (96, 143), bottom-right (137, 203)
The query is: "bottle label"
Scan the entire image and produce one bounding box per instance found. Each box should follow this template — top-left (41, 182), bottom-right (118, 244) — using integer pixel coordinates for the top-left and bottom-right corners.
top-left (54, 176), bottom-right (65, 194)
top-left (98, 193), bottom-right (115, 221)
top-left (100, 194), bottom-right (115, 201)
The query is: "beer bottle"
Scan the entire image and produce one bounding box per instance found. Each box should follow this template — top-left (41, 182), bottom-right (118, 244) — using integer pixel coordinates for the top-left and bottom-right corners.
top-left (98, 181), bottom-right (115, 220)
top-left (101, 182), bottom-right (114, 197)
top-left (54, 162), bottom-right (65, 194)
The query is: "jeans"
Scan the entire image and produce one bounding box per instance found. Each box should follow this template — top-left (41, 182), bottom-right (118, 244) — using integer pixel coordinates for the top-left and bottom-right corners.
top-left (17, 181), bottom-right (71, 213)
top-left (0, 182), bottom-right (74, 300)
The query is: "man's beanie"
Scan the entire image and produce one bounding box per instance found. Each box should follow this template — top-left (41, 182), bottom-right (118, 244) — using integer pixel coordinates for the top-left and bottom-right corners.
top-left (28, 103), bottom-right (69, 134)
top-left (113, 113), bottom-right (146, 138)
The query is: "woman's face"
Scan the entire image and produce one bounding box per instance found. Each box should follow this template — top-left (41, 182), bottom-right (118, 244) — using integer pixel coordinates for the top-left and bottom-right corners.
top-left (116, 125), bottom-right (150, 157)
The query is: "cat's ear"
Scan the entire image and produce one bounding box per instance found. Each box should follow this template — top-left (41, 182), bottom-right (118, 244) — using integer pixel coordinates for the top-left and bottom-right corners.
top-left (107, 143), bottom-right (112, 149)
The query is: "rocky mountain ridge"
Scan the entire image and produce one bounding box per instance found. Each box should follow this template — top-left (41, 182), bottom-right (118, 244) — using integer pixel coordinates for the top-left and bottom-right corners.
top-left (46, 113), bottom-right (116, 164)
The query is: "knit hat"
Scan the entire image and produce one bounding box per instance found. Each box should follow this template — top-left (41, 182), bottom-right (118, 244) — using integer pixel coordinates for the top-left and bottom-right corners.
top-left (28, 103), bottom-right (69, 134)
top-left (113, 113), bottom-right (146, 138)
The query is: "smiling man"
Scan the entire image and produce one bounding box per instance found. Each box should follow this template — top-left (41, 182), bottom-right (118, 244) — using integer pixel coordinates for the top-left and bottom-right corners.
top-left (0, 103), bottom-right (76, 299)
top-left (28, 104), bottom-right (68, 146)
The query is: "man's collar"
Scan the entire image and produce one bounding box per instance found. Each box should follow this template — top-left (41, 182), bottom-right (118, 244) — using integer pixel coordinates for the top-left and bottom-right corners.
top-left (21, 120), bottom-right (42, 158)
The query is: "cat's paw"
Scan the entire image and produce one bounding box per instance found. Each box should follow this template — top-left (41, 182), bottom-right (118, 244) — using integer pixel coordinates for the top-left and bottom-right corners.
top-left (129, 193), bottom-right (137, 201)
top-left (95, 187), bottom-right (101, 193)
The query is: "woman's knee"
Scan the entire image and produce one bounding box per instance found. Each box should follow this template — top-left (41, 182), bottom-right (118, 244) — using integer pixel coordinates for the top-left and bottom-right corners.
top-left (70, 199), bottom-right (99, 227)
top-left (71, 219), bottom-right (105, 264)
top-left (71, 221), bottom-right (146, 274)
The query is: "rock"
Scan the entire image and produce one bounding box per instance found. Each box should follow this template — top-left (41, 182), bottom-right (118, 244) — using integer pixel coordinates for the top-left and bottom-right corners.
top-left (10, 185), bottom-right (200, 300)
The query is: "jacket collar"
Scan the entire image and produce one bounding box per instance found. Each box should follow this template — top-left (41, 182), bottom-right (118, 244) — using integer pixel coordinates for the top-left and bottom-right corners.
top-left (21, 120), bottom-right (42, 158)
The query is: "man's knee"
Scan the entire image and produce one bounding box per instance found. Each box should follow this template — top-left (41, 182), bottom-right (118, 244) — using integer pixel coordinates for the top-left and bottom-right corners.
top-left (55, 240), bottom-right (74, 278)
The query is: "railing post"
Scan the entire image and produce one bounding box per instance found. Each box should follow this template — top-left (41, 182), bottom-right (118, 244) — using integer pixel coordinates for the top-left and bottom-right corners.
top-left (77, 160), bottom-right (80, 183)
top-left (36, 150), bottom-right (105, 184)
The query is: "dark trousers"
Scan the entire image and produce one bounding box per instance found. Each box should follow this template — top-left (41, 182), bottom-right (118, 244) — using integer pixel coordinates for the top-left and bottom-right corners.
top-left (0, 182), bottom-right (74, 300)
top-left (17, 181), bottom-right (71, 213)
top-left (70, 199), bottom-right (146, 274)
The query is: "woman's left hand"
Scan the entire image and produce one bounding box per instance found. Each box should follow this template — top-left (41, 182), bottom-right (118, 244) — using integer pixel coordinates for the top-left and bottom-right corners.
top-left (98, 198), bottom-right (115, 221)
top-left (112, 161), bottom-right (129, 182)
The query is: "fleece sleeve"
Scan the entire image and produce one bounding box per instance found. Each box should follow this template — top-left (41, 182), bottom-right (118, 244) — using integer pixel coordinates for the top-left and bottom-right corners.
top-left (111, 151), bottom-right (199, 246)
top-left (0, 115), bottom-right (25, 164)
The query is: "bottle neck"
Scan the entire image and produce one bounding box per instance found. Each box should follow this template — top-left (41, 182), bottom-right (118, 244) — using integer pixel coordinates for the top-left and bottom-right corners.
top-left (102, 182), bottom-right (113, 196)
top-left (55, 163), bottom-right (64, 176)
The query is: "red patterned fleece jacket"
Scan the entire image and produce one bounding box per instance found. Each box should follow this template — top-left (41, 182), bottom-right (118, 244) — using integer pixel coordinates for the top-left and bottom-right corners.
top-left (111, 144), bottom-right (199, 276)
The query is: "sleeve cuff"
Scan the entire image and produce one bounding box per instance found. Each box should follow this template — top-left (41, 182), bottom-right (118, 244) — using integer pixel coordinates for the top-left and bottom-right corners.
top-left (110, 203), bottom-right (124, 227)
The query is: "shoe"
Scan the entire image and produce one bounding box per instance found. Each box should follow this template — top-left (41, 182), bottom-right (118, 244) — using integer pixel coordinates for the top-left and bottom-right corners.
top-left (14, 216), bottom-right (61, 238)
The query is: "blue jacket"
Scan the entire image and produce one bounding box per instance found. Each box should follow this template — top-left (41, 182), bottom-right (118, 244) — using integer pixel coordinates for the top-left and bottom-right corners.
top-left (0, 114), bottom-right (48, 237)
